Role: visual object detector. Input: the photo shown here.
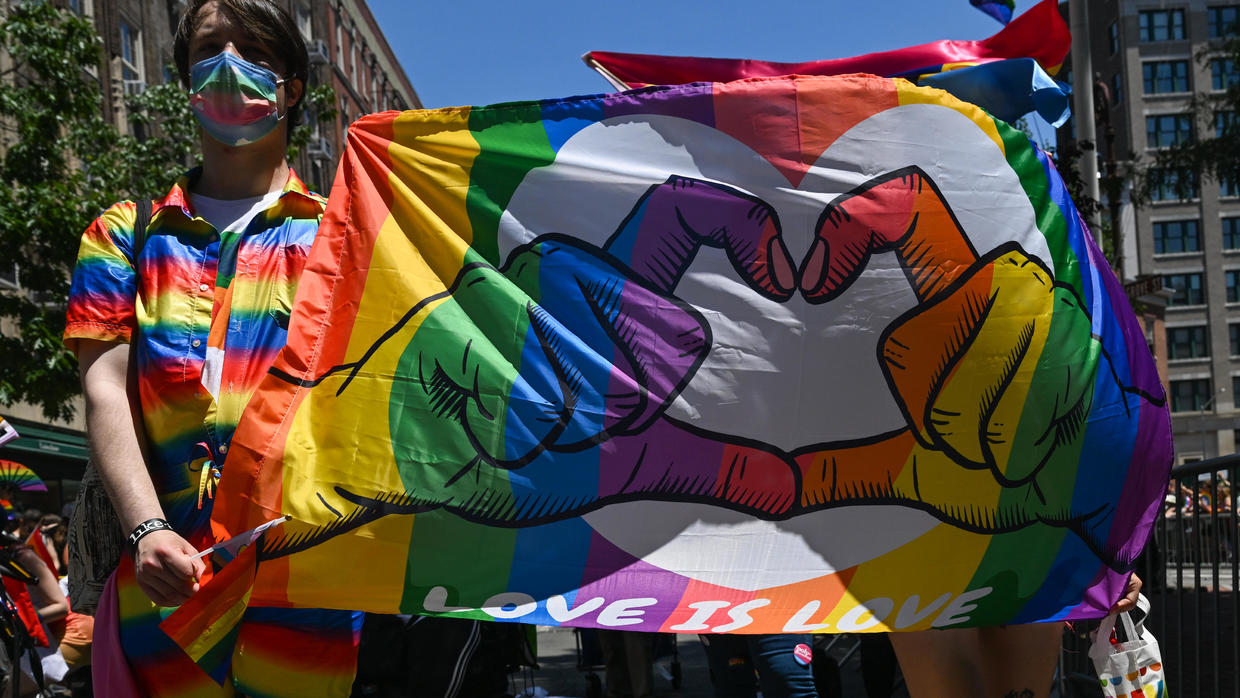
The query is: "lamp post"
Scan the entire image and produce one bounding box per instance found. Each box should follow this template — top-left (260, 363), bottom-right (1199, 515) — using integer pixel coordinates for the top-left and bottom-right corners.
top-left (1070, 0), bottom-right (1102, 242)
top-left (1196, 390), bottom-right (1226, 461)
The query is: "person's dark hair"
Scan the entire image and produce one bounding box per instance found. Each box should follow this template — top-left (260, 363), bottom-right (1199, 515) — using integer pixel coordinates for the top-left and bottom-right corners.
top-left (173, 0), bottom-right (309, 145)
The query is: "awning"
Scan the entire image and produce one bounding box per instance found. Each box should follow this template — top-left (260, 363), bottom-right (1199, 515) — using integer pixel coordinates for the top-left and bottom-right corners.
top-left (0, 420), bottom-right (88, 462)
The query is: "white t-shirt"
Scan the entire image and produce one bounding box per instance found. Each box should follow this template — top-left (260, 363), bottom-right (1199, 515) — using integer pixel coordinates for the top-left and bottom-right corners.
top-left (189, 189), bottom-right (283, 235)
top-left (189, 189), bottom-right (284, 401)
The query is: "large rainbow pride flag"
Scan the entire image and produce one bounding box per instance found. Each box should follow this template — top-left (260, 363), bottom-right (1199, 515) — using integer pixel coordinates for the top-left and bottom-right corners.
top-left (172, 74), bottom-right (1171, 653)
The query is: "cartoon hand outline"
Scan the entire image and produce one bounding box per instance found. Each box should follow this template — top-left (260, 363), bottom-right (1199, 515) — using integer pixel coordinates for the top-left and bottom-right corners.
top-left (605, 175), bottom-right (798, 300)
top-left (273, 177), bottom-right (803, 543)
top-left (794, 167), bottom-right (1144, 565)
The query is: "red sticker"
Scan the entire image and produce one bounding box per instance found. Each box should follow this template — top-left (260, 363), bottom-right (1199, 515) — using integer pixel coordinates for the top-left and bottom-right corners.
top-left (793, 643), bottom-right (813, 666)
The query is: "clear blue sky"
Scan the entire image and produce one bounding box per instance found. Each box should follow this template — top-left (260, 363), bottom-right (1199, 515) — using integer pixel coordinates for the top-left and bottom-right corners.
top-left (365, 0), bottom-right (1010, 109)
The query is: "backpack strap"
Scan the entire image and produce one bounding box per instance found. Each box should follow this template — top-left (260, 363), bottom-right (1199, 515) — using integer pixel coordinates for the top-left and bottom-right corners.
top-left (133, 198), bottom-right (152, 262)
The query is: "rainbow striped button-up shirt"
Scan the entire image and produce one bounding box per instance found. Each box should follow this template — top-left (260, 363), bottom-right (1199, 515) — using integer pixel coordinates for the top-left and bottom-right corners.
top-left (65, 169), bottom-right (324, 544)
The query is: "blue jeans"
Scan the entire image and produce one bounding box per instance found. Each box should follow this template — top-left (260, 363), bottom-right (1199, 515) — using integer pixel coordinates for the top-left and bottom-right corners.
top-left (702, 633), bottom-right (818, 698)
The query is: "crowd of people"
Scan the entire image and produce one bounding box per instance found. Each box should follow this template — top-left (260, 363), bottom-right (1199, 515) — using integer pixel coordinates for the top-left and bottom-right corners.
top-left (30, 0), bottom-right (1149, 696)
top-left (1164, 478), bottom-right (1234, 518)
top-left (0, 491), bottom-right (92, 696)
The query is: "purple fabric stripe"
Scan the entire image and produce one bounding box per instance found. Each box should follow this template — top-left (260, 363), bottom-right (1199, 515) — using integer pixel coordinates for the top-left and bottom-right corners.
top-left (600, 83), bottom-right (716, 128)
top-left (578, 530), bottom-right (690, 632)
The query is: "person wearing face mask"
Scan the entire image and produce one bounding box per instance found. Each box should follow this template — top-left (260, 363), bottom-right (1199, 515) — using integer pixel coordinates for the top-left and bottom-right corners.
top-left (64, 1), bottom-right (363, 695)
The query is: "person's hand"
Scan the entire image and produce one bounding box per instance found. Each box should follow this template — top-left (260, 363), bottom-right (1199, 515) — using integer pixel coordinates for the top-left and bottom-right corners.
top-left (133, 529), bottom-right (204, 607)
top-left (1110, 573), bottom-right (1142, 614)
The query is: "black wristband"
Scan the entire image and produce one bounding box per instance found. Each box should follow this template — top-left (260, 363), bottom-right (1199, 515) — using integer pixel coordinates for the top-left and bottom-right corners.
top-left (127, 518), bottom-right (174, 550)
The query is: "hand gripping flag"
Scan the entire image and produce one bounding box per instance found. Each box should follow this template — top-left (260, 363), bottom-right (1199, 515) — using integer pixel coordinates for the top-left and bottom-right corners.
top-left (167, 75), bottom-right (1171, 663)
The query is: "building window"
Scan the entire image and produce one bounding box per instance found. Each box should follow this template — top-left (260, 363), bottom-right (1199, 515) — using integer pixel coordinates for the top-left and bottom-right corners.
top-left (1140, 9), bottom-right (1186, 41)
top-left (1228, 269), bottom-right (1240, 302)
top-left (120, 21), bottom-right (144, 89)
top-left (1225, 217), bottom-right (1240, 248)
top-left (1163, 272), bottom-right (1204, 306)
top-left (335, 15), bottom-right (344, 68)
top-left (1143, 60), bottom-right (1190, 94)
top-left (1167, 325), bottom-right (1210, 359)
top-left (1223, 177), bottom-right (1240, 198)
top-left (1111, 73), bottom-right (1123, 105)
top-left (1231, 323), bottom-right (1240, 355)
top-left (68, 0), bottom-right (93, 15)
top-left (1109, 21), bottom-right (1120, 54)
top-left (1235, 376), bottom-right (1240, 407)
top-left (1153, 219), bottom-right (1201, 253)
top-left (296, 6), bottom-right (312, 41)
top-left (351, 32), bottom-right (359, 88)
top-left (1209, 5), bottom-right (1240, 38)
top-left (1149, 169), bottom-right (1198, 201)
top-left (1170, 378), bottom-right (1213, 412)
top-left (1146, 114), bottom-right (1194, 148)
top-left (1213, 58), bottom-right (1239, 90)
top-left (1218, 111), bottom-right (1237, 138)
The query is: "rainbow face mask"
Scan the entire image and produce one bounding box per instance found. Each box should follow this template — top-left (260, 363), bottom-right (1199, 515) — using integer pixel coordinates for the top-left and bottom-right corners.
top-left (189, 52), bottom-right (284, 147)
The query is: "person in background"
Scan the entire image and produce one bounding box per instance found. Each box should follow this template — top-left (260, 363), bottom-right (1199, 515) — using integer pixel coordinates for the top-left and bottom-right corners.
top-left (701, 634), bottom-right (818, 698)
top-left (16, 510), bottom-right (40, 541)
top-left (0, 536), bottom-right (69, 696)
top-left (890, 574), bottom-right (1142, 698)
top-left (598, 629), bottom-right (657, 698)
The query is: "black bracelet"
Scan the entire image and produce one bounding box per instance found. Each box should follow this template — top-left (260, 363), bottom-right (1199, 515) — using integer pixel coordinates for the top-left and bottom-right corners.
top-left (127, 518), bottom-right (174, 550)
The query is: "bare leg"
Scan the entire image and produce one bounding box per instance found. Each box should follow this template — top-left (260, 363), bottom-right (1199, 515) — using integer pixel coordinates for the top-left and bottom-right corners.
top-left (890, 628), bottom-right (984, 698)
top-left (891, 624), bottom-right (1061, 698)
top-left (977, 624), bottom-right (1062, 698)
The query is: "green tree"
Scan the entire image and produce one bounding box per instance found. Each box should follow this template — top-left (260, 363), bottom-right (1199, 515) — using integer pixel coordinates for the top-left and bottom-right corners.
top-left (0, 2), bottom-right (335, 421)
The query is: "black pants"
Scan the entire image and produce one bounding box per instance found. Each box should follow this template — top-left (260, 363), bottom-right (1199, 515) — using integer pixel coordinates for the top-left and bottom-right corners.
top-left (351, 614), bottom-right (513, 698)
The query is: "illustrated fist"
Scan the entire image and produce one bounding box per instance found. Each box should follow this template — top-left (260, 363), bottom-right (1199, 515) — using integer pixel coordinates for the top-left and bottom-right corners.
top-left (881, 244), bottom-right (1095, 489)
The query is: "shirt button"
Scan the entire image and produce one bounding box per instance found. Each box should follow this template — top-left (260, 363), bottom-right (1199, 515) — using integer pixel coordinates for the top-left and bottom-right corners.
top-left (191, 339), bottom-right (201, 348)
top-left (199, 284), bottom-right (210, 292)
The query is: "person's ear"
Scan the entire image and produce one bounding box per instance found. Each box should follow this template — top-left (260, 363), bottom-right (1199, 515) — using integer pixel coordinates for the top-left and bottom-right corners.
top-left (285, 77), bottom-right (304, 112)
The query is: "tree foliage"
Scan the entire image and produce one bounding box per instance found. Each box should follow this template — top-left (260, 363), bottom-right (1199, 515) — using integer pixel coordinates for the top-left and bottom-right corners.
top-left (1137, 21), bottom-right (1240, 202)
top-left (0, 2), bottom-right (335, 421)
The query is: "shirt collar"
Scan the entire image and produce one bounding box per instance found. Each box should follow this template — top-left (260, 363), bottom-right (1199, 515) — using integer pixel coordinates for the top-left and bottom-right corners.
top-left (152, 167), bottom-right (326, 223)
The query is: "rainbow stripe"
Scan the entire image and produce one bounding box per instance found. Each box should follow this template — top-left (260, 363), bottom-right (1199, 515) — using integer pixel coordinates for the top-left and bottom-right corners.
top-left (584, 0), bottom-right (1067, 89)
top-left (192, 74), bottom-right (1169, 644)
top-left (0, 460), bottom-right (46, 492)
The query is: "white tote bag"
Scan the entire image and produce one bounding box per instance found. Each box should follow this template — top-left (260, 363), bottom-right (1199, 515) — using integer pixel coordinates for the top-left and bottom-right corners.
top-left (1089, 594), bottom-right (1169, 698)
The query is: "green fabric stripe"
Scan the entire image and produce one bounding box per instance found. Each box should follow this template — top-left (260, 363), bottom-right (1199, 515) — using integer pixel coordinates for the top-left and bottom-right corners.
top-left (961, 119), bottom-right (1087, 623)
top-left (465, 103), bottom-right (556, 265)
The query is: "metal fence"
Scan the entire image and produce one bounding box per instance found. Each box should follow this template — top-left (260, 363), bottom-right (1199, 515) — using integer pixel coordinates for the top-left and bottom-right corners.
top-left (1059, 455), bottom-right (1239, 698)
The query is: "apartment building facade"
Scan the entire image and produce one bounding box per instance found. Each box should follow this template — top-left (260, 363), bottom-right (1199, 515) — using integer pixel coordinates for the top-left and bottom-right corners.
top-left (1078, 1), bottom-right (1240, 462)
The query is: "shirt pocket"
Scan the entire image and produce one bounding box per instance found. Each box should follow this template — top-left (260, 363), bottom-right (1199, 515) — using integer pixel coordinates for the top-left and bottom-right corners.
top-left (267, 243), bottom-right (309, 330)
